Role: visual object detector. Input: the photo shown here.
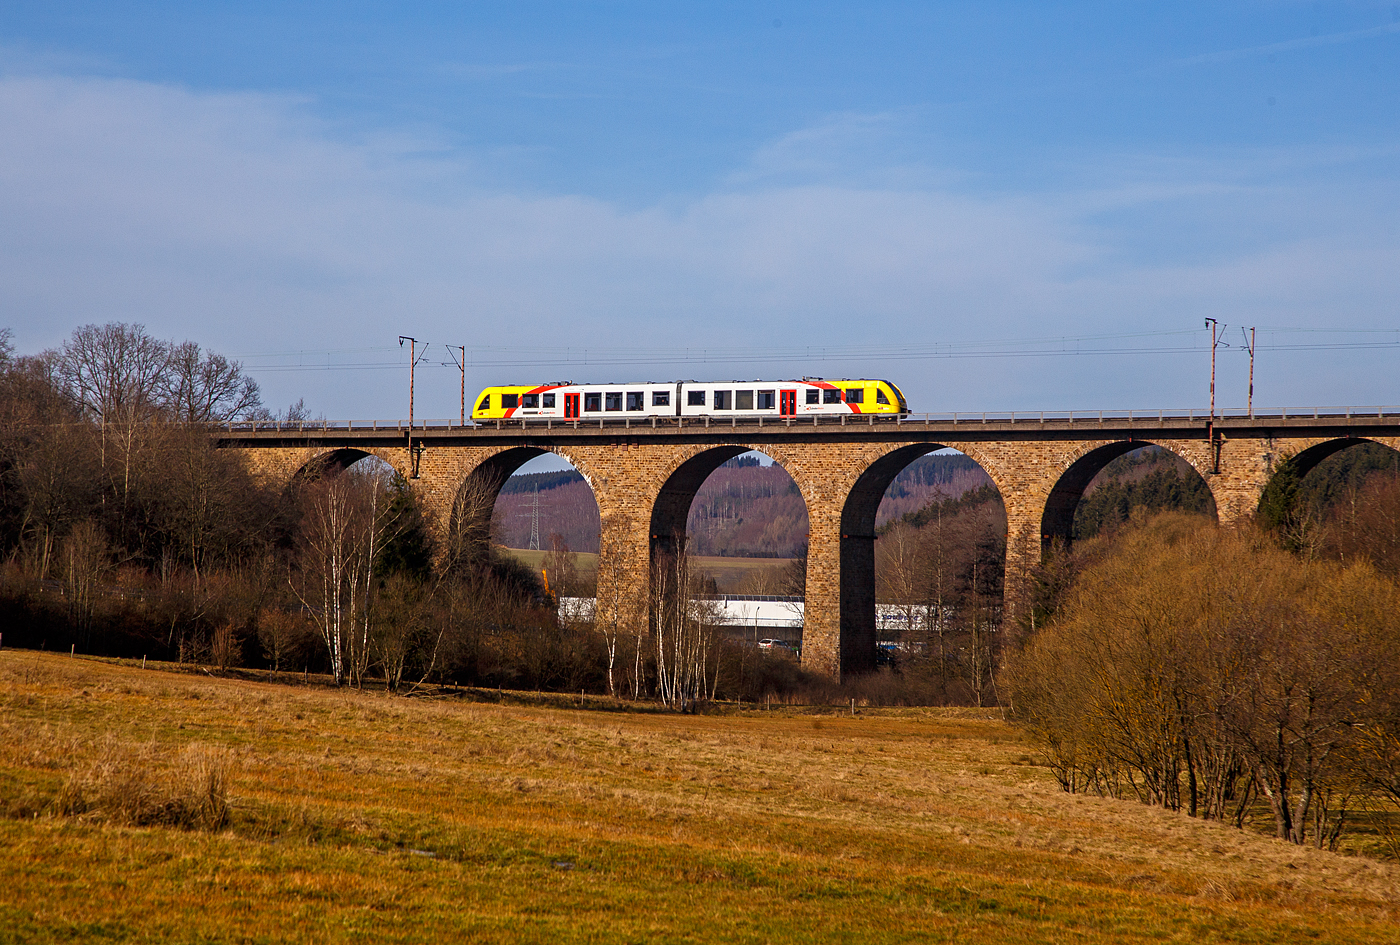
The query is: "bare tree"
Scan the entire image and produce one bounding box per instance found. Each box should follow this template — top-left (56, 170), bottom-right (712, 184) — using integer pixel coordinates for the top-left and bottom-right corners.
top-left (876, 521), bottom-right (925, 640)
top-left (651, 540), bottom-right (721, 709)
top-left (544, 532), bottom-right (581, 602)
top-left (50, 324), bottom-right (260, 425)
top-left (371, 574), bottom-right (433, 691)
top-left (1212, 565), bottom-right (1390, 845)
top-left (249, 398), bottom-right (314, 424)
top-left (1003, 514), bottom-right (1400, 846)
top-left (444, 470), bottom-right (502, 574)
top-left (257, 607), bottom-right (312, 674)
top-left (53, 323), bottom-right (171, 424)
top-left (153, 424), bottom-right (273, 577)
top-left (3, 398), bottom-right (101, 578)
top-left (596, 523), bottom-right (630, 698)
top-left (164, 341), bottom-right (262, 423)
top-left (62, 519), bottom-right (109, 643)
top-left (290, 470), bottom-right (387, 686)
top-left (1332, 473), bottom-right (1400, 577)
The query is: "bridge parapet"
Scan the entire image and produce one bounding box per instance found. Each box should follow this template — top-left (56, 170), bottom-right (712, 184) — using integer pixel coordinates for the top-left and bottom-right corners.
top-left (215, 404), bottom-right (1400, 440)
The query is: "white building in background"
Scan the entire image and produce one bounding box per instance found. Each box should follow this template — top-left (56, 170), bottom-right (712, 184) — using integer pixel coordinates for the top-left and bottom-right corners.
top-left (556, 595), bottom-right (945, 637)
top-left (557, 596), bottom-right (597, 625)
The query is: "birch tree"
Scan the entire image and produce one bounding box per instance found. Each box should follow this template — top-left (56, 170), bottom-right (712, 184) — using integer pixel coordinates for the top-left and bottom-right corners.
top-left (651, 542), bottom-right (721, 709)
top-left (291, 468), bottom-right (388, 686)
top-left (596, 527), bottom-right (627, 697)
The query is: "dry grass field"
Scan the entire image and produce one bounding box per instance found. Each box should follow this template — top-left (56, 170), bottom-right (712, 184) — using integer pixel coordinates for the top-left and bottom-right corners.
top-left (2, 650), bottom-right (1398, 944)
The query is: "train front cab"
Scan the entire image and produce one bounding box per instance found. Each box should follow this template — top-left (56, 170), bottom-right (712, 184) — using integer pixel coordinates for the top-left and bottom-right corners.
top-left (801, 379), bottom-right (905, 416)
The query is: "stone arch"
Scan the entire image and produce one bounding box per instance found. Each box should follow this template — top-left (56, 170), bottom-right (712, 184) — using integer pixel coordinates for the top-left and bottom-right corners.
top-left (1041, 440), bottom-right (1218, 549)
top-left (447, 445), bottom-right (601, 559)
top-left (1258, 436), bottom-right (1400, 521)
top-left (1271, 436), bottom-right (1400, 483)
top-left (648, 443), bottom-right (814, 571)
top-left (290, 447), bottom-right (405, 483)
top-left (838, 441), bottom-right (1008, 675)
top-left (645, 443), bottom-right (812, 640)
top-left (648, 445), bottom-right (755, 560)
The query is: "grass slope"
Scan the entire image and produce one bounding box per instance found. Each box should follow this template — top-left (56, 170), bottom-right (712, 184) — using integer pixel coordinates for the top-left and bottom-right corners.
top-left (2, 651), bottom-right (1398, 944)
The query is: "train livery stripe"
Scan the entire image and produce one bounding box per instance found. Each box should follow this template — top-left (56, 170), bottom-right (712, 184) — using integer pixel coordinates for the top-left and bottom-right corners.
top-left (502, 383), bottom-right (567, 419)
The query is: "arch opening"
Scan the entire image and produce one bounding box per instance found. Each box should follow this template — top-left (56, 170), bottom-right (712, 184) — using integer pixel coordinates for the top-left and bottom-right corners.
top-left (291, 447), bottom-right (382, 484)
top-left (288, 450), bottom-right (406, 518)
top-left (1042, 442), bottom-right (1217, 551)
top-left (453, 448), bottom-right (600, 598)
top-left (1271, 438), bottom-right (1395, 484)
top-left (650, 446), bottom-right (751, 561)
top-left (1260, 438), bottom-right (1400, 569)
top-left (650, 448), bottom-right (809, 650)
top-left (843, 445), bottom-right (1005, 687)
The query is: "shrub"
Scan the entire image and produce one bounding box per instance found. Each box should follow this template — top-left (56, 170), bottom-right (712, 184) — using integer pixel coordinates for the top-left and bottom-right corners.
top-left (1001, 513), bottom-right (1400, 847)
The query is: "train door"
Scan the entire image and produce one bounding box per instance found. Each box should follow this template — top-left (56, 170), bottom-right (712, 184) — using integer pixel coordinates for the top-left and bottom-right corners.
top-left (780, 389), bottom-right (797, 417)
top-left (564, 393), bottom-right (580, 419)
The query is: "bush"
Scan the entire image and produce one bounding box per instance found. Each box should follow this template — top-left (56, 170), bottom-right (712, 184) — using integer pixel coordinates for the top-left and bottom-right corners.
top-left (1001, 513), bottom-right (1400, 847)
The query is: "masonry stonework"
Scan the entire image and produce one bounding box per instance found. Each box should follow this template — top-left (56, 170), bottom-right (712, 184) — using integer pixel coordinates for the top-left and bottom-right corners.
top-left (226, 423), bottom-right (1400, 681)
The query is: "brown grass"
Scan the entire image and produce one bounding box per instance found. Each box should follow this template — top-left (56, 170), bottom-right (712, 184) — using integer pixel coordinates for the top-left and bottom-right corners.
top-left (56, 741), bottom-right (230, 831)
top-left (1, 650), bottom-right (1398, 943)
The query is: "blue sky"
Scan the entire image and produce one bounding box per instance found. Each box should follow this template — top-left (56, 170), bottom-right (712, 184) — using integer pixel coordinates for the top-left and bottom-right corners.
top-left (2, 2), bottom-right (1398, 419)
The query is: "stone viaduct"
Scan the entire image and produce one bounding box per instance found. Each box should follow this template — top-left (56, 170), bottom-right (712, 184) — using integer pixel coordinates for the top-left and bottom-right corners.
top-left (220, 410), bottom-right (1400, 680)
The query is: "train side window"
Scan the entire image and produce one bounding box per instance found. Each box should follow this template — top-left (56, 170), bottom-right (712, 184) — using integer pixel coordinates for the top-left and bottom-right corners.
top-left (542, 393), bottom-right (555, 408)
top-left (652, 391), bottom-right (670, 407)
top-left (876, 388), bottom-right (890, 405)
top-left (806, 389), bottom-right (819, 405)
top-left (688, 390), bottom-right (706, 407)
top-left (822, 389), bottom-right (842, 404)
top-left (584, 392), bottom-right (601, 411)
top-left (735, 390), bottom-right (753, 410)
top-left (502, 393), bottom-right (519, 408)
top-left (626, 391), bottom-right (645, 410)
top-left (522, 394), bottom-right (539, 408)
top-left (757, 390), bottom-right (775, 409)
top-left (713, 390), bottom-right (731, 410)
top-left (845, 388), bottom-right (863, 404)
top-left (605, 392), bottom-right (623, 411)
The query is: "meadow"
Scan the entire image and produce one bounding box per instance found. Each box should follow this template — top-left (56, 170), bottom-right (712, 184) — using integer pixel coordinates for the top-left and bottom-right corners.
top-left (2, 650), bottom-right (1398, 944)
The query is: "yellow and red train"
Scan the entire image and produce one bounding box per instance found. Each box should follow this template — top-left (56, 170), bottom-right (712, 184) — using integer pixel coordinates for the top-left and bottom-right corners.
top-left (471, 379), bottom-right (908, 421)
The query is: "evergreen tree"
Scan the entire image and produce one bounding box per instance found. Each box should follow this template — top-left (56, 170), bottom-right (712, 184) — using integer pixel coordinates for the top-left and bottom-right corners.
top-left (375, 472), bottom-right (434, 582)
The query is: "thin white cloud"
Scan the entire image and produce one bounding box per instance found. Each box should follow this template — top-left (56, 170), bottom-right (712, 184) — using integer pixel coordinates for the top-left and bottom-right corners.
top-left (1176, 20), bottom-right (1400, 67)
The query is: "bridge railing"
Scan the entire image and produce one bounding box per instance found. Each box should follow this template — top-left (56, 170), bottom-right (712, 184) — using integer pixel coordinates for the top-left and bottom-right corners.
top-left (217, 406), bottom-right (1400, 434)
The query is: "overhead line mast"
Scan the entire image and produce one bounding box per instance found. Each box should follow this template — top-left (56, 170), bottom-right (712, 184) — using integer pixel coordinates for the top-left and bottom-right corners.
top-left (398, 336), bottom-right (428, 477)
top-left (1204, 319), bottom-right (1222, 473)
top-left (1243, 326), bottom-right (1256, 420)
top-left (445, 344), bottom-right (468, 427)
